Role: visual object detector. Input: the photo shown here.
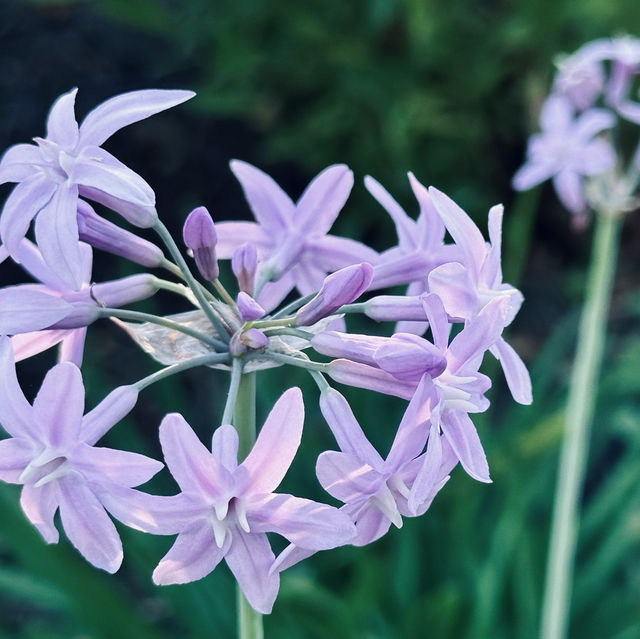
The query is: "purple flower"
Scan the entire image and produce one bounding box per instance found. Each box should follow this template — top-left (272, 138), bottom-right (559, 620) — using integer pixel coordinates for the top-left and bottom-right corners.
top-left (512, 94), bottom-right (615, 217)
top-left (366, 173), bottom-right (459, 333)
top-left (0, 336), bottom-right (160, 572)
top-left (295, 262), bottom-right (373, 326)
top-left (216, 161), bottom-right (378, 310)
top-left (425, 188), bottom-right (532, 405)
top-left (183, 206), bottom-right (219, 281)
top-left (145, 388), bottom-right (355, 614)
top-left (0, 88), bottom-right (194, 289)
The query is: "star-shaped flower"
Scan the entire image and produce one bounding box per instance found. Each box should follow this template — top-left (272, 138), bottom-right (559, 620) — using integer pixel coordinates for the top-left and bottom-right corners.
top-left (0, 88), bottom-right (194, 289)
top-left (215, 161), bottom-right (379, 310)
top-left (0, 336), bottom-right (160, 572)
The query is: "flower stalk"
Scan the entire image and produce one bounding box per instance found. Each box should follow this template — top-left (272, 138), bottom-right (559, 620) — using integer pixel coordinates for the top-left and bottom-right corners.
top-left (540, 211), bottom-right (622, 639)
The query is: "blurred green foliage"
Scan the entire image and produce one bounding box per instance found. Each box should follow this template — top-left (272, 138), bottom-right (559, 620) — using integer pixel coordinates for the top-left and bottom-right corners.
top-left (2, 0), bottom-right (640, 638)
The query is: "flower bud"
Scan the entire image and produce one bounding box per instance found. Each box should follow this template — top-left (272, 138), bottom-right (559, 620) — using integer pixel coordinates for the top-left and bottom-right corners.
top-left (231, 244), bottom-right (258, 295)
top-left (77, 200), bottom-right (165, 268)
top-left (296, 263), bottom-right (373, 326)
top-left (236, 292), bottom-right (265, 321)
top-left (364, 295), bottom-right (426, 322)
top-left (88, 274), bottom-right (160, 309)
top-left (374, 333), bottom-right (447, 382)
top-left (182, 206), bottom-right (219, 281)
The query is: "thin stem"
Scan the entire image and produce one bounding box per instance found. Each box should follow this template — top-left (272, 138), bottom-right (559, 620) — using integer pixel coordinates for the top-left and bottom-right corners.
top-left (265, 327), bottom-right (314, 341)
top-left (261, 351), bottom-right (330, 373)
top-left (153, 220), bottom-right (230, 342)
top-left (95, 307), bottom-right (226, 351)
top-left (310, 370), bottom-right (329, 392)
top-left (214, 278), bottom-right (239, 310)
top-left (159, 257), bottom-right (185, 280)
top-left (222, 359), bottom-right (243, 425)
top-left (232, 370), bottom-right (262, 639)
top-left (133, 352), bottom-right (230, 391)
top-left (152, 277), bottom-right (194, 300)
top-left (337, 302), bottom-right (367, 314)
top-left (272, 292), bottom-right (316, 319)
top-left (540, 212), bottom-right (621, 639)
top-left (251, 316), bottom-right (295, 329)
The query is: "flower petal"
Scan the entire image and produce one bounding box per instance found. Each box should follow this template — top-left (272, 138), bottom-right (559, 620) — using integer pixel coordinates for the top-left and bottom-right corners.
top-left (316, 451), bottom-right (380, 501)
top-left (350, 501), bottom-right (392, 546)
top-left (440, 411), bottom-right (490, 482)
top-left (34, 182), bottom-right (83, 290)
top-left (81, 385), bottom-right (138, 446)
top-left (57, 327), bottom-right (87, 366)
top-left (20, 483), bottom-right (59, 543)
top-left (46, 88), bottom-right (79, 148)
top-left (33, 362), bottom-right (84, 449)
top-left (0, 144), bottom-right (44, 184)
top-left (0, 173), bottom-right (56, 255)
top-left (0, 437), bottom-right (34, 483)
top-left (159, 413), bottom-right (228, 498)
top-left (225, 530), bottom-right (279, 615)
top-left (211, 424), bottom-right (239, 472)
top-left (57, 477), bottom-right (123, 572)
top-left (296, 164), bottom-right (353, 236)
top-left (552, 169), bottom-right (585, 214)
top-left (511, 160), bottom-right (557, 191)
top-left (407, 422), bottom-right (443, 514)
top-left (214, 222), bottom-right (270, 259)
top-left (79, 89), bottom-right (196, 147)
top-left (318, 387), bottom-right (384, 468)
top-left (0, 286), bottom-right (72, 334)
top-left (327, 359), bottom-right (416, 399)
top-left (312, 234), bottom-right (379, 273)
top-left (427, 262), bottom-right (477, 321)
top-left (10, 330), bottom-right (69, 363)
top-left (240, 387), bottom-right (303, 494)
top-left (0, 336), bottom-right (37, 440)
top-left (249, 493), bottom-right (356, 550)
top-left (230, 160), bottom-right (294, 230)
top-left (491, 337), bottom-right (533, 405)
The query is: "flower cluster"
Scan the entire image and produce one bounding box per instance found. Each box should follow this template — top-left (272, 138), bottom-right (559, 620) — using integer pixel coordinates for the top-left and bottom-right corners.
top-left (0, 88), bottom-right (530, 614)
top-left (513, 36), bottom-right (640, 227)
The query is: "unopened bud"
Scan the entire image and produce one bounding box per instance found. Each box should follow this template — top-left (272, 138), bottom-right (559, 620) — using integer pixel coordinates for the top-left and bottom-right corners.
top-left (231, 244), bottom-right (258, 295)
top-left (182, 206), bottom-right (219, 281)
top-left (237, 292), bottom-right (265, 321)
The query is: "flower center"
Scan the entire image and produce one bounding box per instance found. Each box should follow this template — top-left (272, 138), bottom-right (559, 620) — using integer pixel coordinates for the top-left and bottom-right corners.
top-left (209, 496), bottom-right (250, 548)
top-left (19, 449), bottom-right (70, 487)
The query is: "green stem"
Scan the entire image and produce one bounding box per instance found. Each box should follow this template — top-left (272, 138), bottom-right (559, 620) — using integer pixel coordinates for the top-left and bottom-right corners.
top-left (153, 220), bottom-right (230, 342)
top-left (258, 351), bottom-right (330, 373)
top-left (272, 292), bottom-right (315, 318)
top-left (232, 370), bottom-right (263, 639)
top-left (96, 307), bottom-right (226, 351)
top-left (222, 359), bottom-right (243, 425)
top-left (540, 212), bottom-right (621, 639)
top-left (133, 352), bottom-right (230, 391)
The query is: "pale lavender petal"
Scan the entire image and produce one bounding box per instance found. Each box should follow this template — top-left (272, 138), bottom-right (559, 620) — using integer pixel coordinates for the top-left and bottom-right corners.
top-left (77, 186), bottom-right (157, 228)
top-left (89, 274), bottom-right (158, 308)
top-left (159, 413), bottom-right (229, 498)
top-left (408, 171), bottom-right (446, 247)
top-left (290, 261), bottom-right (326, 296)
top-left (574, 108), bottom-right (616, 139)
top-left (295, 263), bottom-right (373, 326)
top-left (512, 160), bottom-right (557, 191)
top-left (214, 222), bottom-right (270, 259)
top-left (236, 292), bottom-right (265, 321)
top-left (82, 385), bottom-right (138, 446)
top-left (447, 296), bottom-right (509, 373)
top-left (20, 483), bottom-right (59, 543)
top-left (311, 331), bottom-right (387, 366)
top-left (46, 88), bottom-right (79, 148)
top-left (231, 244), bottom-right (258, 295)
top-left (427, 262), bottom-right (477, 320)
top-left (100, 487), bottom-right (200, 535)
top-left (14, 238), bottom-right (71, 290)
top-left (365, 294), bottom-right (426, 322)
top-left (407, 422), bottom-right (443, 514)
top-left (420, 294), bottom-right (451, 352)
top-left (73, 444), bottom-right (163, 487)
top-left (0, 173), bottom-right (56, 254)
top-left (616, 99), bottom-right (640, 124)
top-left (241, 388), bottom-right (303, 494)
top-left (552, 169), bottom-right (585, 214)
top-left (296, 164), bottom-right (353, 235)
top-left (33, 362), bottom-right (84, 448)
top-left (10, 330), bottom-right (68, 362)
top-left (79, 89), bottom-right (195, 147)
top-left (577, 139), bottom-right (615, 175)
top-left (255, 271), bottom-right (296, 312)
top-left (271, 544), bottom-right (315, 574)
top-left (71, 147), bottom-right (154, 207)
top-left (0, 244), bottom-right (7, 263)
top-left (483, 205), bottom-right (504, 287)
top-left (491, 337), bottom-right (533, 405)
top-left (312, 234), bottom-right (380, 273)
top-left (57, 478), bottom-right (123, 572)
top-left (230, 160), bottom-right (294, 229)
top-left (34, 182), bottom-right (83, 290)
top-left (394, 280), bottom-right (429, 335)
top-left (318, 387), bottom-right (384, 468)
top-left (351, 502), bottom-right (392, 546)
top-left (153, 522), bottom-right (229, 585)
top-left (440, 411), bottom-right (490, 482)
top-left (249, 493), bottom-right (356, 549)
top-left (428, 187), bottom-right (486, 278)
top-left (375, 333), bottom-right (446, 382)
top-left (328, 359), bottom-right (416, 399)
top-left (540, 94), bottom-right (573, 133)
top-left (183, 206), bottom-right (218, 280)
top-left (0, 144), bottom-right (44, 184)
top-left (211, 424), bottom-right (239, 472)
top-left (0, 286), bottom-right (72, 334)
top-left (370, 251), bottom-right (431, 290)
top-left (76, 200), bottom-right (165, 267)
top-left (386, 375), bottom-right (436, 470)
top-left (0, 337), bottom-right (36, 439)
top-left (365, 175), bottom-right (415, 249)
top-left (316, 451), bottom-right (380, 501)
top-left (57, 327), bottom-right (87, 366)
top-left (0, 437), bottom-right (34, 483)
top-left (225, 530), bottom-right (279, 615)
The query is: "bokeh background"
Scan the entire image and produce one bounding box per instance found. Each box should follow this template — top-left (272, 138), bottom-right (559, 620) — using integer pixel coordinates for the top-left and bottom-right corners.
top-left (1, 1), bottom-right (640, 637)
